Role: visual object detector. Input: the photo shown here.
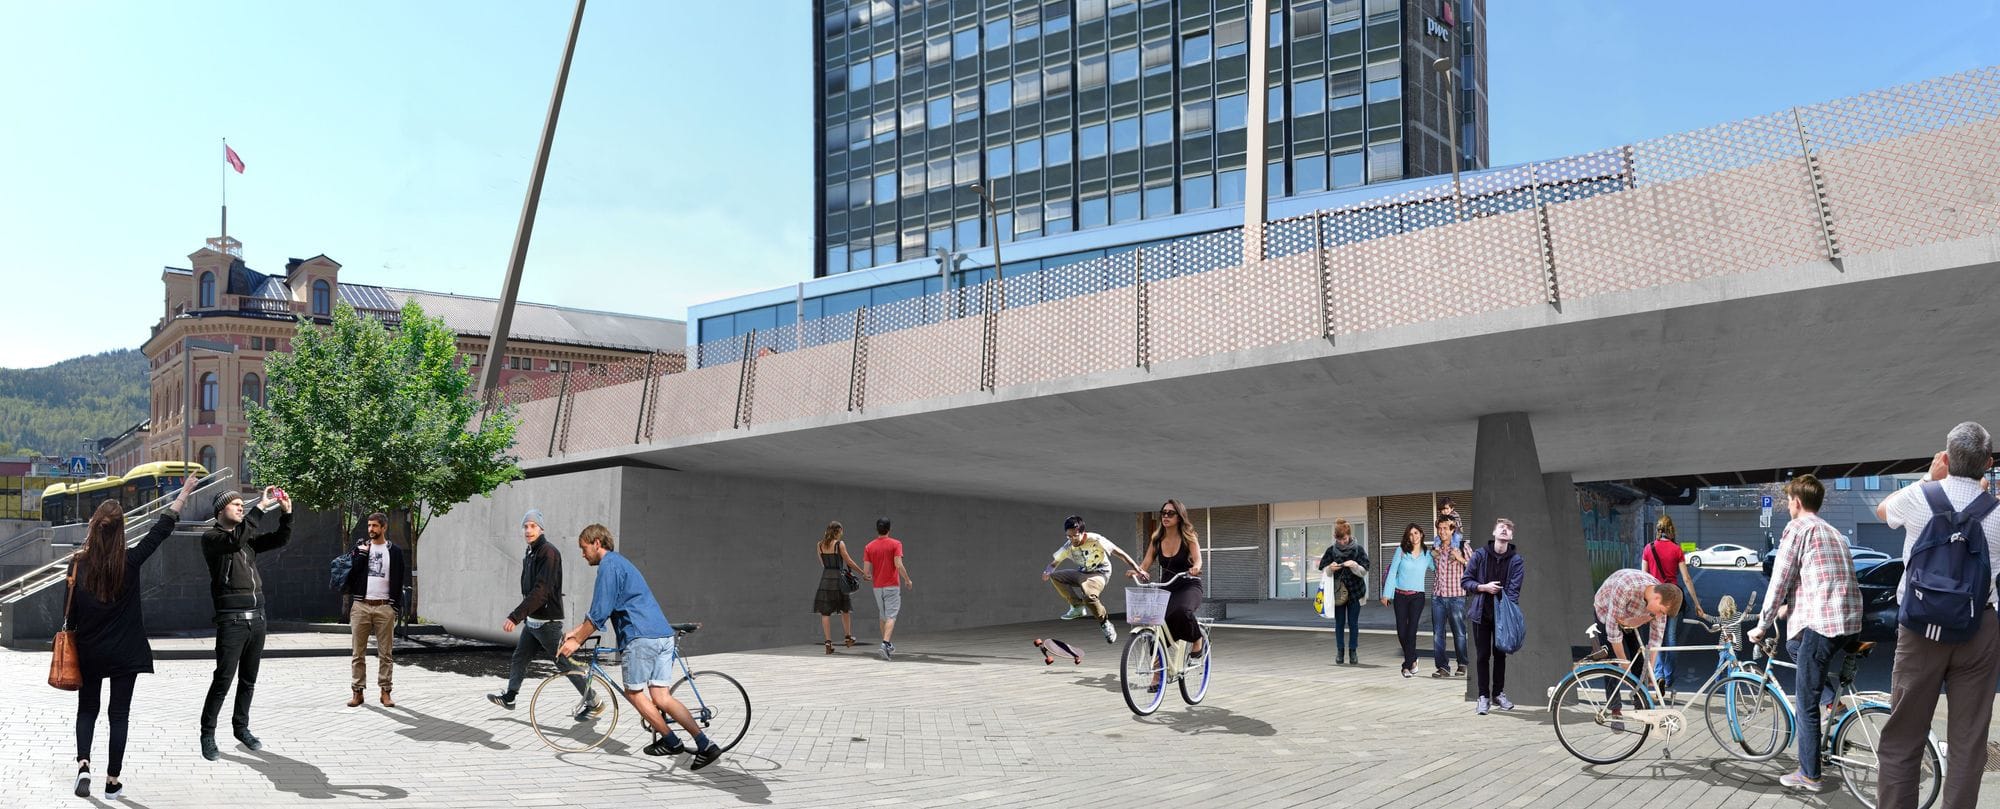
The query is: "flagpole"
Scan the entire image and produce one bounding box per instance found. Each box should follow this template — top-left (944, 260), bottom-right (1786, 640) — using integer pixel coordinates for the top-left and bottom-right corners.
top-left (221, 137), bottom-right (229, 241)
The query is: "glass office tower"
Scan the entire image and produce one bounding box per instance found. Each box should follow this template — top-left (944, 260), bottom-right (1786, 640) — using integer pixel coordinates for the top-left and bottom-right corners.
top-left (813, 0), bottom-right (1488, 278)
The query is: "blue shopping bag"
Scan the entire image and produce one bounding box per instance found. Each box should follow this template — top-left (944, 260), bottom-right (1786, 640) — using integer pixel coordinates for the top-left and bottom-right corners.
top-left (1495, 598), bottom-right (1525, 654)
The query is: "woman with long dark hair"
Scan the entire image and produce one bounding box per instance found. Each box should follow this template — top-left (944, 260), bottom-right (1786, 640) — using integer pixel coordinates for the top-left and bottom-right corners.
top-left (814, 521), bottom-right (864, 653)
top-left (1380, 522), bottom-right (1435, 678)
top-left (1135, 499), bottom-right (1204, 658)
top-left (67, 473), bottom-right (196, 798)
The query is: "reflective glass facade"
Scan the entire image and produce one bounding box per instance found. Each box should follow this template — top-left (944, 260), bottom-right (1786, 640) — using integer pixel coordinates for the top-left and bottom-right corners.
top-left (813, 0), bottom-right (1487, 278)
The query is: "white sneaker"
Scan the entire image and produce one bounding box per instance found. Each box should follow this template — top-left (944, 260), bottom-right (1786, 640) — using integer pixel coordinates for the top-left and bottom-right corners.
top-left (1476, 697), bottom-right (1490, 715)
top-left (1060, 606), bottom-right (1086, 620)
top-left (1495, 693), bottom-right (1515, 711)
top-left (1101, 622), bottom-right (1118, 644)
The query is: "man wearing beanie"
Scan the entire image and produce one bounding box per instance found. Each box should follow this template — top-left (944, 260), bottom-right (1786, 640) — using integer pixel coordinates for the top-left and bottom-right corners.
top-left (198, 486), bottom-right (293, 761)
top-left (487, 509), bottom-right (598, 717)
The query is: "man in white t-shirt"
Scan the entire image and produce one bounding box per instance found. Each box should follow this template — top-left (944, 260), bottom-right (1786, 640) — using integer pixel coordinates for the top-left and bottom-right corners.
top-left (343, 512), bottom-right (408, 707)
top-left (1872, 422), bottom-right (1999, 809)
top-left (1045, 515), bottom-right (1140, 644)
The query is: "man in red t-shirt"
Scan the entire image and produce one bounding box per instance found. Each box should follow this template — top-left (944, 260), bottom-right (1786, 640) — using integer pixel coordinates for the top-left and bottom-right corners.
top-left (862, 517), bottom-right (915, 660)
top-left (1643, 516), bottom-right (1706, 688)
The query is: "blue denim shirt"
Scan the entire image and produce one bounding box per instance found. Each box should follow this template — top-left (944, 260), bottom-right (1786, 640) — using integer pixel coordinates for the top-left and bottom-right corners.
top-left (585, 551), bottom-right (676, 643)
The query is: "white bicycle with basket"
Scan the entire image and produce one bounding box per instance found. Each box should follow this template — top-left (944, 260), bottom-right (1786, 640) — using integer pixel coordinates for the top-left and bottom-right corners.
top-left (1118, 573), bottom-right (1211, 716)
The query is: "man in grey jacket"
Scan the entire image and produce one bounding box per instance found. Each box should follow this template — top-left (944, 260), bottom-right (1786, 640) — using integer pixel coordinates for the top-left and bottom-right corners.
top-left (488, 509), bottom-right (599, 717)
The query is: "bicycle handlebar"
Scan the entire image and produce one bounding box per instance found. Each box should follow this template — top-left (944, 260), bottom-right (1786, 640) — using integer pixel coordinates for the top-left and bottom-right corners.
top-left (1129, 572), bottom-right (1199, 587)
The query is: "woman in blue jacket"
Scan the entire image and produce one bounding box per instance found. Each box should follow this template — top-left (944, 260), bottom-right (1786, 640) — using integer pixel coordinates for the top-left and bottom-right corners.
top-left (1381, 523), bottom-right (1433, 678)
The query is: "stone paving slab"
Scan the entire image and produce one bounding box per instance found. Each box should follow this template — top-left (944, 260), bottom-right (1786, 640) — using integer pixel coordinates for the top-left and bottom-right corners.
top-left (3, 620), bottom-right (1994, 808)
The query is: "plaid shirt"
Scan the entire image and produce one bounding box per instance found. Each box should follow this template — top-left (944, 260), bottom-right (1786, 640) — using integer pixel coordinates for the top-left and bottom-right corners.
top-left (1431, 541), bottom-right (1467, 598)
top-left (1594, 569), bottom-right (1667, 647)
top-left (1758, 512), bottom-right (1860, 640)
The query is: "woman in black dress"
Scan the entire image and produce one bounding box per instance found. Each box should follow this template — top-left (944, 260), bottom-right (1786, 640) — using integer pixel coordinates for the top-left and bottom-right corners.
top-left (67, 473), bottom-right (195, 798)
top-left (1135, 499), bottom-right (1204, 658)
top-left (813, 521), bottom-right (864, 653)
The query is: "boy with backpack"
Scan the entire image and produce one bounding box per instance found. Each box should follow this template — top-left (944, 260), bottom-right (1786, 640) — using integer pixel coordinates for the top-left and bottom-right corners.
top-left (1873, 423), bottom-right (2000, 809)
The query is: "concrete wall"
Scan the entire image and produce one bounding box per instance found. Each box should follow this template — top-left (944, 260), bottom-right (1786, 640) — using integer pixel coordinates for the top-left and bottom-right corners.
top-left (2, 509), bottom-right (345, 644)
top-left (421, 466), bottom-right (1133, 654)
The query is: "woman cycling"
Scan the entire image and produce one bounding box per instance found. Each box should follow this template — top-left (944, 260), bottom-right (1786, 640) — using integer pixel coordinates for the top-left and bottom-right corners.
top-left (1134, 498), bottom-right (1204, 660)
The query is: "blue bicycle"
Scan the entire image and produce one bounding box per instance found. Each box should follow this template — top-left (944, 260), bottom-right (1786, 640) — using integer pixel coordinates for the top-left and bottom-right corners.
top-left (528, 622), bottom-right (751, 754)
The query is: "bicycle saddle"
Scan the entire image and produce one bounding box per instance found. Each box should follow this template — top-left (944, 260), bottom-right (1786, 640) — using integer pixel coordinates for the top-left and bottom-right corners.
top-left (673, 622), bottom-right (701, 634)
top-left (1842, 639), bottom-right (1876, 657)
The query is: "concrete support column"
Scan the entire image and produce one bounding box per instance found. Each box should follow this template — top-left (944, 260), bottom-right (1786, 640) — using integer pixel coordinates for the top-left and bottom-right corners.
top-left (1465, 413), bottom-right (1592, 706)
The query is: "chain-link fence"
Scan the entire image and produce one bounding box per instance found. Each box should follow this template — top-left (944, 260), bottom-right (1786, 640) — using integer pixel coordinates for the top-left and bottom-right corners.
top-left (502, 67), bottom-right (2000, 461)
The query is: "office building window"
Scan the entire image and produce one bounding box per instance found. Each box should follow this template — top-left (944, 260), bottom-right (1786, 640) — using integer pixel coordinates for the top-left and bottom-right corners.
top-left (1293, 154), bottom-right (1328, 193)
top-left (1080, 195), bottom-right (1109, 229)
top-left (1143, 110), bottom-right (1172, 146)
top-left (1016, 137), bottom-right (1042, 173)
top-left (953, 27), bottom-right (979, 58)
top-left (1293, 78), bottom-right (1325, 116)
top-left (1367, 141), bottom-right (1401, 182)
top-left (1864, 476), bottom-right (1881, 491)
top-left (1079, 52), bottom-right (1107, 91)
top-left (1111, 190), bottom-right (1141, 223)
top-left (1044, 130), bottom-right (1073, 165)
top-left (1111, 116), bottom-right (1139, 152)
top-left (1143, 183), bottom-right (1174, 217)
top-left (1181, 99), bottom-right (1213, 135)
top-left (987, 144), bottom-right (1013, 178)
top-left (1217, 93), bottom-right (1248, 131)
top-left (871, 52), bottom-right (895, 84)
top-left (927, 96), bottom-right (951, 129)
top-left (1332, 150), bottom-right (1364, 188)
top-left (1835, 477), bottom-right (1852, 491)
top-left (1110, 46), bottom-right (1139, 83)
top-left (1183, 173), bottom-right (1215, 211)
top-left (1044, 62), bottom-right (1072, 96)
top-left (1182, 32), bottom-right (1212, 67)
top-left (985, 17), bottom-right (1011, 50)
top-left (1079, 122), bottom-right (1109, 160)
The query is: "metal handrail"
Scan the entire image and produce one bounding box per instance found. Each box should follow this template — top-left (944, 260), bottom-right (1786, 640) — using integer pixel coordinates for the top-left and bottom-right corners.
top-left (0, 469), bottom-right (244, 604)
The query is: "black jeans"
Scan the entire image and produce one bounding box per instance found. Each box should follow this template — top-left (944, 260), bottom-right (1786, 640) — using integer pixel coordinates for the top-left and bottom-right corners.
top-left (1473, 619), bottom-right (1507, 698)
top-left (1597, 620), bottom-right (1646, 712)
top-left (77, 673), bottom-right (137, 776)
top-left (1393, 592), bottom-right (1425, 671)
top-left (1163, 580), bottom-right (1204, 646)
top-left (503, 620), bottom-right (593, 701)
top-left (202, 614), bottom-right (267, 734)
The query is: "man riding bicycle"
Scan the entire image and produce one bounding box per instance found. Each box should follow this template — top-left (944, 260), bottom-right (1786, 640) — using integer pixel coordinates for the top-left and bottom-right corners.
top-left (557, 524), bottom-right (723, 770)
top-left (1044, 515), bottom-right (1141, 644)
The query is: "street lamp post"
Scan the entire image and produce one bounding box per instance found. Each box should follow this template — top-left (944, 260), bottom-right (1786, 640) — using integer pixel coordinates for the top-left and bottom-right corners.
top-left (1431, 56), bottom-right (1465, 221)
top-left (967, 183), bottom-right (1004, 286)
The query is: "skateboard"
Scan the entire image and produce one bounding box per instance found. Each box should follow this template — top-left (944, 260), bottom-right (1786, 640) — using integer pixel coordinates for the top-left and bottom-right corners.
top-left (1034, 638), bottom-right (1082, 665)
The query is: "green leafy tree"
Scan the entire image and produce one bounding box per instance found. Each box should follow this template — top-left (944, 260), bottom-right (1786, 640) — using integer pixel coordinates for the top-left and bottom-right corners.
top-left (248, 301), bottom-right (521, 617)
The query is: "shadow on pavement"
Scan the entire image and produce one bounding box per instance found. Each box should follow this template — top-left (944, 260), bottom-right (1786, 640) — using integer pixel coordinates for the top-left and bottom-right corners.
top-left (402, 650), bottom-right (520, 680)
top-left (221, 749), bottom-right (411, 800)
top-left (1578, 756), bottom-right (1803, 800)
top-left (1071, 673), bottom-right (1125, 693)
top-left (877, 651), bottom-right (980, 666)
top-left (551, 748), bottom-right (783, 805)
top-left (1136, 705), bottom-right (1278, 736)
top-left (371, 704), bottom-right (510, 750)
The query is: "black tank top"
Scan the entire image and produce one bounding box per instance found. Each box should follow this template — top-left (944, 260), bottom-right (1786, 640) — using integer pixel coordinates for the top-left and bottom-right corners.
top-left (820, 550), bottom-right (841, 570)
top-left (1159, 536), bottom-right (1194, 577)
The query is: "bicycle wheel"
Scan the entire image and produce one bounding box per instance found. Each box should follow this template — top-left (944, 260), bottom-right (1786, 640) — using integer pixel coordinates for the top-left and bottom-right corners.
top-left (1702, 676), bottom-right (1792, 762)
top-left (669, 670), bottom-right (752, 753)
top-left (1832, 705), bottom-right (1942, 809)
top-left (529, 670), bottom-right (619, 752)
top-left (1550, 667), bottom-right (1651, 764)
top-left (1120, 629), bottom-right (1168, 716)
top-left (1179, 625), bottom-right (1211, 705)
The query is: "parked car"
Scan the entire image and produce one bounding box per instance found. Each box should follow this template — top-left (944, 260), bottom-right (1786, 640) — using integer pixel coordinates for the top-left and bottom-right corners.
top-left (1687, 543), bottom-right (1760, 568)
top-left (1762, 546), bottom-right (1898, 578)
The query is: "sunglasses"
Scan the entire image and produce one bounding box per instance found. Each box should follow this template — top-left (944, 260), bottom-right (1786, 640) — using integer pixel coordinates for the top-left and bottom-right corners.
top-left (1160, 509), bottom-right (1179, 517)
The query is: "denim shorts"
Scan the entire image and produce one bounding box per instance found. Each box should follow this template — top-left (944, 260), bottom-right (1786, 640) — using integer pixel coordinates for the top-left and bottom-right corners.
top-left (621, 635), bottom-right (678, 690)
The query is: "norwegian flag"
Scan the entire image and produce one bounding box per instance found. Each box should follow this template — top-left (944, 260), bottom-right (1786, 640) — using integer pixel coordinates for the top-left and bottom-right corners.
top-left (1441, 1), bottom-right (1456, 27)
top-left (225, 144), bottom-right (245, 174)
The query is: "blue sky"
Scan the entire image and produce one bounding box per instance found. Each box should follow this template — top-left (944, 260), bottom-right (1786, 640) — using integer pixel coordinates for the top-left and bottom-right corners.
top-left (0, 0), bottom-right (1992, 369)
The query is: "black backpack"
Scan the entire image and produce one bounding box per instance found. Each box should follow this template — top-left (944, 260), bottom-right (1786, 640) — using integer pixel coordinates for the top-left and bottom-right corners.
top-left (329, 552), bottom-right (355, 591)
top-left (1898, 482), bottom-right (1998, 643)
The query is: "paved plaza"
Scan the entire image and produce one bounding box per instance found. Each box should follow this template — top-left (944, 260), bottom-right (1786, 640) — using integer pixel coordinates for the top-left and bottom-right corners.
top-left (5, 621), bottom-right (1995, 808)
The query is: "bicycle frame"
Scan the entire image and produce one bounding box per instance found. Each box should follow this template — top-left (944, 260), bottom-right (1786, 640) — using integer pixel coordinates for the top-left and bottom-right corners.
top-left (1555, 600), bottom-right (1788, 756)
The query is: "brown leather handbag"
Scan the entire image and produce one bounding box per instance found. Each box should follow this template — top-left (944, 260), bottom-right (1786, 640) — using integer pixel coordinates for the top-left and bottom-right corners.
top-left (48, 568), bottom-right (81, 691)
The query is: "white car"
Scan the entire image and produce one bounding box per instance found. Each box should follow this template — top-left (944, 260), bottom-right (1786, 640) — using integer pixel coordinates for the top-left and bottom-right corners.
top-left (1687, 543), bottom-right (1759, 568)
top-left (1849, 546), bottom-right (1893, 566)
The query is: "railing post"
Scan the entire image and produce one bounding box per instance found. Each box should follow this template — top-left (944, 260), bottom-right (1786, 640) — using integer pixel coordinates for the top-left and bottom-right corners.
top-left (1313, 211), bottom-right (1335, 343)
top-left (1532, 162), bottom-right (1562, 312)
top-left (547, 368), bottom-right (570, 457)
top-left (847, 307), bottom-right (869, 412)
top-left (1134, 247), bottom-right (1150, 369)
top-left (1791, 107), bottom-right (1845, 272)
top-left (631, 352), bottom-right (656, 444)
top-left (732, 330), bottom-right (756, 429)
